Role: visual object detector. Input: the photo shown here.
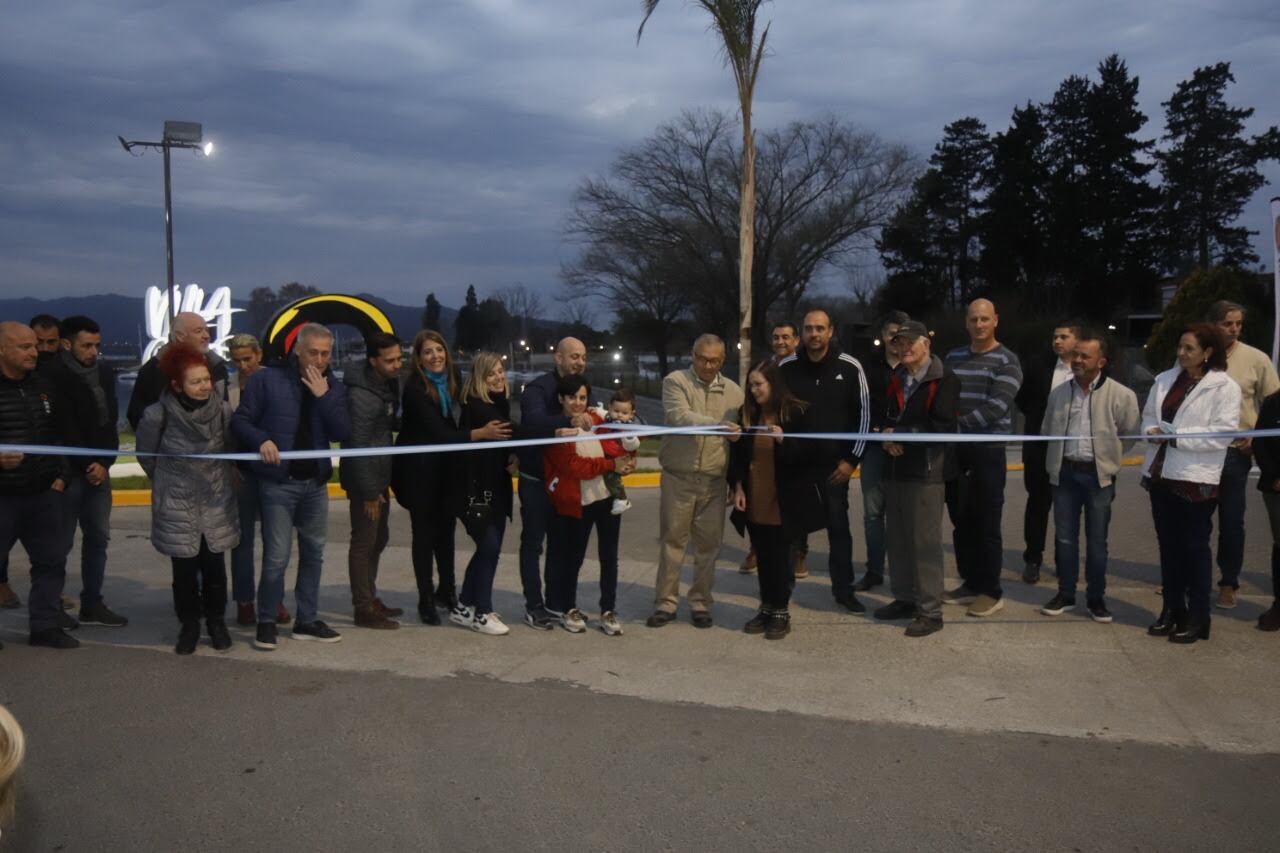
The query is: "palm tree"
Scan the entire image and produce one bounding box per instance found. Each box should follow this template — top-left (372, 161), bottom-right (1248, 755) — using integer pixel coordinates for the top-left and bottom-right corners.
top-left (639, 0), bottom-right (770, 380)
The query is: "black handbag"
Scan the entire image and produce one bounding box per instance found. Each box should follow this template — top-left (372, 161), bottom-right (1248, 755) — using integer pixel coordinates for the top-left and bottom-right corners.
top-left (461, 486), bottom-right (494, 540)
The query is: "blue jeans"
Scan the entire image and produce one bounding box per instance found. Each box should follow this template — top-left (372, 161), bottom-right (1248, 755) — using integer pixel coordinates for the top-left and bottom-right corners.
top-left (230, 470), bottom-right (260, 603)
top-left (460, 513), bottom-right (507, 615)
top-left (257, 479), bottom-right (328, 625)
top-left (1052, 463), bottom-right (1115, 601)
top-left (517, 477), bottom-right (550, 609)
top-left (1214, 447), bottom-right (1251, 588)
top-left (860, 445), bottom-right (886, 578)
top-left (60, 476), bottom-right (112, 606)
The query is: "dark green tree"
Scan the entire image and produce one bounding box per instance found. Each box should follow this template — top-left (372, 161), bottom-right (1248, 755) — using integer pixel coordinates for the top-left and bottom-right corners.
top-left (422, 292), bottom-right (442, 331)
top-left (979, 103), bottom-right (1051, 301)
top-left (1157, 62), bottom-right (1280, 272)
top-left (877, 170), bottom-right (954, 314)
top-left (1145, 266), bottom-right (1273, 368)
top-left (453, 285), bottom-right (484, 352)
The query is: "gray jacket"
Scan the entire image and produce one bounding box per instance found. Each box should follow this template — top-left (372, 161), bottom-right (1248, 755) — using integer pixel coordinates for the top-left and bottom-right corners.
top-left (137, 392), bottom-right (241, 558)
top-left (1041, 373), bottom-right (1141, 488)
top-left (340, 364), bottom-right (400, 501)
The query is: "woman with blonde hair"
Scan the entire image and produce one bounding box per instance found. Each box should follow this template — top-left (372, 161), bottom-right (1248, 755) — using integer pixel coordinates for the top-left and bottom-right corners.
top-left (392, 331), bottom-right (509, 624)
top-left (450, 352), bottom-right (558, 635)
top-left (0, 704), bottom-right (25, 839)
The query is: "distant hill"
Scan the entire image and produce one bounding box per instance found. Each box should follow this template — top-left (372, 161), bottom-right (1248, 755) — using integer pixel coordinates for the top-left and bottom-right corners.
top-left (0, 292), bottom-right (457, 355)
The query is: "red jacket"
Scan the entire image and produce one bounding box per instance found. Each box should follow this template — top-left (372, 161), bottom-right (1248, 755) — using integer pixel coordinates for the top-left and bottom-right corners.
top-left (544, 410), bottom-right (619, 519)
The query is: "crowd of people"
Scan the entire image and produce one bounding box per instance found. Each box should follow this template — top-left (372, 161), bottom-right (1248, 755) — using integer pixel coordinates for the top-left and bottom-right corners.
top-left (2, 297), bottom-right (1279, 654)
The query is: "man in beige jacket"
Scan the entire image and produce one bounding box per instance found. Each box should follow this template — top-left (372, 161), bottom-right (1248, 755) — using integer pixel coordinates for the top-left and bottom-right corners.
top-left (647, 335), bottom-right (744, 629)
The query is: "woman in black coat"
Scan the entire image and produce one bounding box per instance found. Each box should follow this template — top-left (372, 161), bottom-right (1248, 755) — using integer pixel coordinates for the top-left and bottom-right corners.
top-left (392, 331), bottom-right (508, 624)
top-left (450, 352), bottom-right (560, 636)
top-left (729, 359), bottom-right (824, 640)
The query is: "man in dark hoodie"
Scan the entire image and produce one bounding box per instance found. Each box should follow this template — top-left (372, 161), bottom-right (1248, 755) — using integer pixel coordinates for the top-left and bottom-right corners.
top-left (47, 316), bottom-right (127, 628)
top-left (341, 332), bottom-right (403, 630)
top-left (0, 322), bottom-right (77, 649)
top-left (232, 323), bottom-right (351, 652)
top-left (127, 312), bottom-right (228, 431)
top-left (876, 321), bottom-right (960, 638)
top-left (779, 309), bottom-right (871, 614)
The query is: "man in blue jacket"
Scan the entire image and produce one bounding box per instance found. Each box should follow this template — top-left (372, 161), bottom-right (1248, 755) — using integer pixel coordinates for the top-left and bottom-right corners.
top-left (515, 337), bottom-right (593, 630)
top-left (232, 323), bottom-right (351, 651)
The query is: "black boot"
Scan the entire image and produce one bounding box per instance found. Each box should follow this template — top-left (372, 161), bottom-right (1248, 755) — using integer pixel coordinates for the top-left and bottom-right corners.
top-left (1170, 615), bottom-right (1211, 644)
top-left (207, 618), bottom-right (232, 651)
top-left (175, 621), bottom-right (201, 655)
top-left (1259, 603), bottom-right (1280, 632)
top-left (1148, 608), bottom-right (1182, 636)
top-left (435, 586), bottom-right (459, 611)
top-left (418, 596), bottom-right (441, 626)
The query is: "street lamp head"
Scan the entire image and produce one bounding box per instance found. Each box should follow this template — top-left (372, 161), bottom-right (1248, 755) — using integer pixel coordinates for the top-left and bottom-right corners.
top-left (201, 141), bottom-right (215, 157)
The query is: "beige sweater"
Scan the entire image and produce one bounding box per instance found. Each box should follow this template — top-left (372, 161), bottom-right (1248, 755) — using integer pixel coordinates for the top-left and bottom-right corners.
top-left (658, 368), bottom-right (744, 477)
top-left (1225, 342), bottom-right (1280, 431)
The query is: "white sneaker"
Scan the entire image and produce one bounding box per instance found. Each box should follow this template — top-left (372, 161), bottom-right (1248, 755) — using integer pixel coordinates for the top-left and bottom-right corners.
top-left (611, 498), bottom-right (632, 515)
top-left (472, 611), bottom-right (510, 636)
top-left (449, 604), bottom-right (475, 628)
top-left (599, 611), bottom-right (623, 636)
top-left (560, 608), bottom-right (587, 633)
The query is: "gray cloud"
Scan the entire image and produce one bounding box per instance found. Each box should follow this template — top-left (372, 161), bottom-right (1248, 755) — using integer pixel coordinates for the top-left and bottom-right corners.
top-left (1, 0), bottom-right (1277, 312)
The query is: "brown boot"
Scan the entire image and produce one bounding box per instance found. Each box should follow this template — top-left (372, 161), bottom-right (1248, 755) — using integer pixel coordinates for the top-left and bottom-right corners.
top-left (0, 582), bottom-right (19, 610)
top-left (354, 606), bottom-right (399, 630)
top-left (739, 547), bottom-right (758, 574)
top-left (374, 597), bottom-right (404, 617)
top-left (792, 552), bottom-right (809, 579)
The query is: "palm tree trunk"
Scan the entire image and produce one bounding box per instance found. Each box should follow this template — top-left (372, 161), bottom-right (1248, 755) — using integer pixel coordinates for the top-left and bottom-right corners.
top-left (738, 104), bottom-right (755, 381)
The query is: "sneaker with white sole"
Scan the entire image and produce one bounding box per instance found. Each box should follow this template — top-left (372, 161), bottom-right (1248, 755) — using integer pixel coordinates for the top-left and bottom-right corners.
top-left (611, 498), bottom-right (632, 515)
top-left (472, 611), bottom-right (510, 635)
top-left (523, 605), bottom-right (556, 630)
top-left (1040, 593), bottom-right (1076, 616)
top-left (291, 620), bottom-right (342, 643)
top-left (598, 611), bottom-right (623, 636)
top-left (965, 595), bottom-right (1005, 618)
top-left (450, 604), bottom-right (476, 628)
top-left (1086, 599), bottom-right (1113, 623)
top-left (942, 584), bottom-right (978, 606)
top-left (559, 608), bottom-right (587, 633)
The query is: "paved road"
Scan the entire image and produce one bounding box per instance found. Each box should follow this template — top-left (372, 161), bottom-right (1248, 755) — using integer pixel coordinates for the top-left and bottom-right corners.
top-left (3, 466), bottom-right (1278, 851)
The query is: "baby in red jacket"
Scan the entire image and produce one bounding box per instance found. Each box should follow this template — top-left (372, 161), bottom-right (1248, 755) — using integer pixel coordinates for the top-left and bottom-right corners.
top-left (594, 388), bottom-right (642, 515)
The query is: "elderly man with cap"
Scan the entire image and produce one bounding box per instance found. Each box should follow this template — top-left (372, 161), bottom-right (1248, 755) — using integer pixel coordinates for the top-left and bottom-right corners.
top-left (877, 320), bottom-right (960, 637)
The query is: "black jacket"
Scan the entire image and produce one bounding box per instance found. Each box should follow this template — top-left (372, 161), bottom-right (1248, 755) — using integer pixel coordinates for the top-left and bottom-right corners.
top-left (459, 392), bottom-right (556, 523)
top-left (515, 371), bottom-right (576, 481)
top-left (0, 369), bottom-right (72, 496)
top-left (863, 350), bottom-right (897, 432)
top-left (1254, 391), bottom-right (1280, 493)
top-left (47, 353), bottom-right (119, 474)
top-left (882, 355), bottom-right (960, 484)
top-left (727, 405), bottom-right (828, 539)
top-left (779, 345), bottom-right (870, 469)
top-left (127, 348), bottom-right (229, 431)
top-left (340, 364), bottom-right (400, 501)
top-left (1014, 351), bottom-right (1060, 438)
top-left (391, 371), bottom-right (466, 513)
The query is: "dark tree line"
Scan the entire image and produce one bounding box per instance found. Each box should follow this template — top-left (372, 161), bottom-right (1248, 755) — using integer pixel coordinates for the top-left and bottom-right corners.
top-left (876, 57), bottom-right (1280, 322)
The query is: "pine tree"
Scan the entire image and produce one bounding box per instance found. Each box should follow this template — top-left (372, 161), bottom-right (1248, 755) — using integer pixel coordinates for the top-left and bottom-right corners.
top-left (1157, 62), bottom-right (1280, 272)
top-left (930, 117), bottom-right (992, 305)
top-left (453, 285), bottom-right (483, 352)
top-left (980, 102), bottom-right (1050, 301)
top-left (422, 292), bottom-right (441, 331)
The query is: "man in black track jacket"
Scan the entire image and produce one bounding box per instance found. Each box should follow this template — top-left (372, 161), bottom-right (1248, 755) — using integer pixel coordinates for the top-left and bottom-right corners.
top-left (779, 309), bottom-right (871, 614)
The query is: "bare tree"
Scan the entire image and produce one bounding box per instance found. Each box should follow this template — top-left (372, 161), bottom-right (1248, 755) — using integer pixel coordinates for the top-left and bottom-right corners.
top-left (494, 283), bottom-right (545, 339)
top-left (563, 110), bottom-right (916, 366)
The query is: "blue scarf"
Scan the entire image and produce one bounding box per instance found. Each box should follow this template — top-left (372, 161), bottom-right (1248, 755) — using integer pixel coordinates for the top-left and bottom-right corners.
top-left (425, 370), bottom-right (452, 417)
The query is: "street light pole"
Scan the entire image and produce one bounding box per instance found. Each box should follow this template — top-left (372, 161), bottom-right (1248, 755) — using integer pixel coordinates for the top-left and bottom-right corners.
top-left (119, 120), bottom-right (213, 325)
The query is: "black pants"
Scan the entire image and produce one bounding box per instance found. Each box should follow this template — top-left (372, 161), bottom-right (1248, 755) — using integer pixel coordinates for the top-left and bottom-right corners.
top-left (171, 537), bottom-right (227, 624)
top-left (1149, 485), bottom-right (1215, 622)
top-left (410, 508), bottom-right (457, 606)
top-left (945, 444), bottom-right (1007, 598)
top-left (0, 490), bottom-right (67, 632)
top-left (823, 478), bottom-right (855, 598)
top-left (546, 499), bottom-right (620, 613)
top-left (1022, 441), bottom-right (1052, 566)
top-left (748, 521), bottom-right (792, 611)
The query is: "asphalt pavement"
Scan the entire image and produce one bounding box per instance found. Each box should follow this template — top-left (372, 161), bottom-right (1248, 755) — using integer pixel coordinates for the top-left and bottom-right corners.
top-left (2, 465), bottom-right (1278, 852)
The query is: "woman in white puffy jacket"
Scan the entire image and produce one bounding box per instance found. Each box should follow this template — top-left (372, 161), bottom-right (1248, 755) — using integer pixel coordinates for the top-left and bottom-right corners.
top-left (1142, 323), bottom-right (1241, 645)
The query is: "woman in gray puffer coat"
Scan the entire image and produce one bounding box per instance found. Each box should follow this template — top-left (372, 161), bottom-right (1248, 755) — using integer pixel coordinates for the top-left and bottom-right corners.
top-left (136, 344), bottom-right (240, 655)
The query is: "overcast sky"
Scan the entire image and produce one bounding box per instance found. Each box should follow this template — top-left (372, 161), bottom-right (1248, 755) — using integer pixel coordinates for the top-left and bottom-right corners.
top-left (1, 0), bottom-right (1277, 315)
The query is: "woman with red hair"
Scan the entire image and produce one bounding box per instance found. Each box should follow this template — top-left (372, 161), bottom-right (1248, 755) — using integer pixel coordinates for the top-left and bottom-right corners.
top-left (137, 344), bottom-right (241, 654)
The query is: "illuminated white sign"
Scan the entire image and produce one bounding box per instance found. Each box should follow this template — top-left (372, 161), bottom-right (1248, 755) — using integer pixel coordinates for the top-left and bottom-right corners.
top-left (143, 284), bottom-right (240, 361)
